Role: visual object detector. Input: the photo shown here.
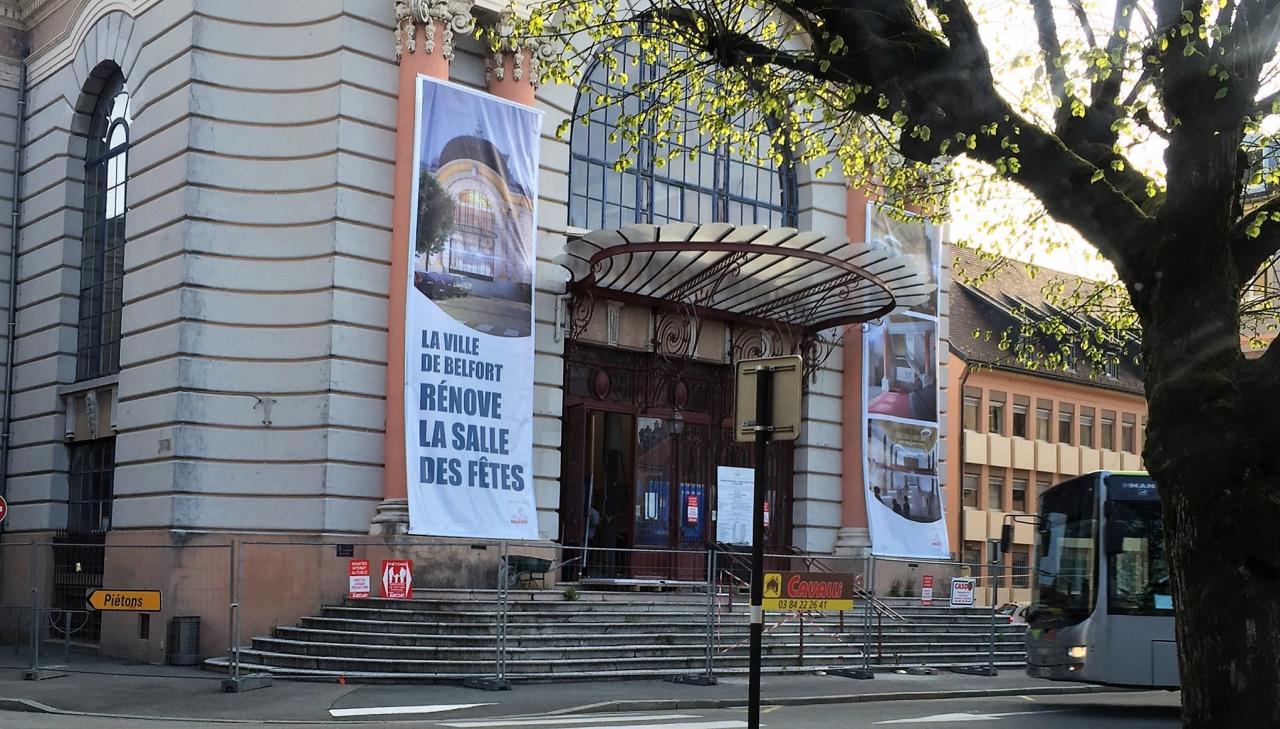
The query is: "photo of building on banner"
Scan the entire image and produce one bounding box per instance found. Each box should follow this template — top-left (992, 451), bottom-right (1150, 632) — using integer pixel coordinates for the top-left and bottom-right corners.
top-left (862, 204), bottom-right (949, 558)
top-left (404, 76), bottom-right (542, 540)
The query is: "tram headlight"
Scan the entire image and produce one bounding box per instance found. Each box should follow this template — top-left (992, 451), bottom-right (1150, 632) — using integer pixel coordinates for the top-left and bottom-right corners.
top-left (1067, 646), bottom-right (1088, 660)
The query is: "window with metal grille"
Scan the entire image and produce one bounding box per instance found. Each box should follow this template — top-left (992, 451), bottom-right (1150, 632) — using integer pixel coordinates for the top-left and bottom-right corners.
top-left (67, 438), bottom-right (115, 533)
top-left (77, 72), bottom-right (131, 381)
top-left (568, 40), bottom-right (796, 230)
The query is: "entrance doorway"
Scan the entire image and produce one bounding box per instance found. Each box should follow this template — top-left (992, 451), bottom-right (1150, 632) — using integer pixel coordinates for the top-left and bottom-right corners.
top-left (559, 343), bottom-right (793, 582)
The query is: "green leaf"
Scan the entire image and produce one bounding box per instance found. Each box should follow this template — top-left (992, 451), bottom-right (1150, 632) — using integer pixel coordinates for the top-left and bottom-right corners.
top-left (1214, 87), bottom-right (1228, 100)
top-left (1070, 98), bottom-right (1086, 118)
top-left (1091, 170), bottom-right (1105, 183)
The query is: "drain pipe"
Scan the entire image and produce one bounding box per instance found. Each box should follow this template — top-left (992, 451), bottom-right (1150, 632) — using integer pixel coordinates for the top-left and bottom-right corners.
top-left (0, 59), bottom-right (29, 525)
top-left (957, 359), bottom-right (975, 567)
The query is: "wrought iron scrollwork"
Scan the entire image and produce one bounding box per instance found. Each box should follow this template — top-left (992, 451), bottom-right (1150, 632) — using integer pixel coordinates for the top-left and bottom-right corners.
top-left (568, 291), bottom-right (595, 342)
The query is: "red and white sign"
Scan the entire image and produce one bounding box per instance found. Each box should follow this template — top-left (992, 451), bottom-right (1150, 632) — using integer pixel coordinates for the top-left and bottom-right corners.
top-left (381, 560), bottom-right (413, 599)
top-left (763, 501), bottom-right (771, 528)
top-left (0, 495), bottom-right (7, 524)
top-left (686, 495), bottom-right (698, 524)
top-left (950, 577), bottom-right (976, 607)
top-left (921, 575), bottom-right (934, 606)
top-left (348, 560), bottom-right (371, 599)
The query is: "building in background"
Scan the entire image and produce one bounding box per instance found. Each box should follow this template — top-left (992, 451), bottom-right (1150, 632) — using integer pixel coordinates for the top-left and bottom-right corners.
top-left (946, 246), bottom-right (1147, 606)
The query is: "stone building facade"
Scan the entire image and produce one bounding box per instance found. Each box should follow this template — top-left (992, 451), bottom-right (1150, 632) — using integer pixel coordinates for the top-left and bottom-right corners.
top-left (0, 0), bottom-right (954, 662)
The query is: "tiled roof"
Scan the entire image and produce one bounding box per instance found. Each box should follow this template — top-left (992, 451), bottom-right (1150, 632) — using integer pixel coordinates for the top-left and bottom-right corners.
top-left (948, 245), bottom-right (1145, 395)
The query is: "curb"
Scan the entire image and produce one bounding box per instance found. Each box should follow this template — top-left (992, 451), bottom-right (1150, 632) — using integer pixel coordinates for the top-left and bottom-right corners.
top-left (0, 684), bottom-right (1123, 724)
top-left (554, 684), bottom-right (1118, 714)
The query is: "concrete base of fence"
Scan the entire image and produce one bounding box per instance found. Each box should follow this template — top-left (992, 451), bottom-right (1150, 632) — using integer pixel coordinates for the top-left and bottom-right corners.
top-left (665, 674), bottom-right (718, 686)
top-left (21, 669), bottom-right (67, 681)
top-left (946, 666), bottom-right (999, 677)
top-left (828, 668), bottom-right (876, 680)
top-left (221, 674), bottom-right (273, 693)
top-left (463, 676), bottom-right (512, 691)
top-left (907, 667), bottom-right (939, 676)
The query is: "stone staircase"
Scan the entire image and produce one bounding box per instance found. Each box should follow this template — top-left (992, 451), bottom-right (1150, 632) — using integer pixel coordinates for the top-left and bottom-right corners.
top-left (206, 588), bottom-right (1026, 682)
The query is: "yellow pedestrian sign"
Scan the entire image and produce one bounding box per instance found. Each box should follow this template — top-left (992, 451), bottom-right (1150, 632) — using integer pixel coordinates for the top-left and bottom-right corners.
top-left (86, 589), bottom-right (161, 613)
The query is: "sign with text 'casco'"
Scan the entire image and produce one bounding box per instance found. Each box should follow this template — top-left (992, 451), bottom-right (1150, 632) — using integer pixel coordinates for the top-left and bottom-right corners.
top-left (761, 572), bottom-right (856, 612)
top-left (86, 589), bottom-right (161, 612)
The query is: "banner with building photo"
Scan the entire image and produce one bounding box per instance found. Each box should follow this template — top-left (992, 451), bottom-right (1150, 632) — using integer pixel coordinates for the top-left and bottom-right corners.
top-left (862, 204), bottom-right (950, 558)
top-left (404, 76), bottom-right (541, 540)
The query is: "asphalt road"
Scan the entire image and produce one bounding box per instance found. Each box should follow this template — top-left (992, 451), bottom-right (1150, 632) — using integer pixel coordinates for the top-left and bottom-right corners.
top-left (0, 691), bottom-right (1181, 728)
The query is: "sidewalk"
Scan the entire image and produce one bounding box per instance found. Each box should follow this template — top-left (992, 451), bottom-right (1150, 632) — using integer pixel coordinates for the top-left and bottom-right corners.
top-left (0, 656), bottom-right (1119, 723)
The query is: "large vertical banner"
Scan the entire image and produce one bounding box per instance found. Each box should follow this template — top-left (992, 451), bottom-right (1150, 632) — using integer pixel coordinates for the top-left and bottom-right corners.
top-left (405, 77), bottom-right (541, 540)
top-left (862, 205), bottom-right (950, 558)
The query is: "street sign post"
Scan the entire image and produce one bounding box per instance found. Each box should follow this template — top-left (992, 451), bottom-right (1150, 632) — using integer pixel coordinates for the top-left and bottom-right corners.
top-left (734, 356), bottom-right (804, 729)
top-left (86, 589), bottom-right (161, 612)
top-left (734, 356), bottom-right (803, 443)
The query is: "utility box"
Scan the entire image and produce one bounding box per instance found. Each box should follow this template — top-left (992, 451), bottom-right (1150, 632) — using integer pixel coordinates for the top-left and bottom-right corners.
top-left (165, 616), bottom-right (201, 666)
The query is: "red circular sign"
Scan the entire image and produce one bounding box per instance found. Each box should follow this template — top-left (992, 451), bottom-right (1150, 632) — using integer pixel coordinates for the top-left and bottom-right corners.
top-left (0, 495), bottom-right (7, 524)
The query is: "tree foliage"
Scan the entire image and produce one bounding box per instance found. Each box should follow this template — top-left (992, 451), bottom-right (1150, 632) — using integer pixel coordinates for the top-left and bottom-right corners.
top-left (416, 172), bottom-right (455, 257)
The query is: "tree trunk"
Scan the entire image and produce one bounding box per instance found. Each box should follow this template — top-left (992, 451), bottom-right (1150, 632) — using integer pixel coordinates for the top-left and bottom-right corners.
top-left (1138, 231), bottom-right (1280, 727)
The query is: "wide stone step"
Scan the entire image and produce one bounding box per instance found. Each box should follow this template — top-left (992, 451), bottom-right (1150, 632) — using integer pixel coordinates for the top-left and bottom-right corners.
top-left (272, 626), bottom-right (1024, 649)
top-left (212, 648), bottom-right (1027, 678)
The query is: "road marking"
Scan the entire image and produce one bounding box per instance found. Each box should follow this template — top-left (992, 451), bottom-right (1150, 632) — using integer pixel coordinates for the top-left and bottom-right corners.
top-left (328, 703), bottom-right (493, 718)
top-left (875, 710), bottom-right (1066, 724)
top-left (439, 715), bottom-right (697, 727)
top-left (441, 720), bottom-right (745, 729)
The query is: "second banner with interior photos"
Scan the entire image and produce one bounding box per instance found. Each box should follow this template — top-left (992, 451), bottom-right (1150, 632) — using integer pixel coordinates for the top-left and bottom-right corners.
top-left (862, 204), bottom-right (951, 558)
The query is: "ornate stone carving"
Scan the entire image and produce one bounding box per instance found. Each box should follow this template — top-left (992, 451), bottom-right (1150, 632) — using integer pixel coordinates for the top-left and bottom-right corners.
top-left (82, 392), bottom-right (98, 437)
top-left (485, 8), bottom-right (557, 86)
top-left (394, 0), bottom-right (416, 59)
top-left (395, 0), bottom-right (475, 62)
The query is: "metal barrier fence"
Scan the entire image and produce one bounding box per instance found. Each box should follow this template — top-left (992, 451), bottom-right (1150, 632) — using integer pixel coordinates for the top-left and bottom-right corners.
top-left (0, 538), bottom-right (231, 678)
top-left (0, 538), bottom-right (1020, 684)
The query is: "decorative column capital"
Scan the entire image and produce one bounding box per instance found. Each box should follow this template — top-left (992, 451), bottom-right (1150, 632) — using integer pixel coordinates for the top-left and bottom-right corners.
top-left (484, 9), bottom-right (557, 86)
top-left (395, 0), bottom-right (477, 62)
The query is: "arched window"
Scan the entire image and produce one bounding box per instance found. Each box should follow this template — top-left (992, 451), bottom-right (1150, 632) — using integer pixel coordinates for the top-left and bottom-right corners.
top-left (569, 42), bottom-right (796, 231)
top-left (77, 71), bottom-right (131, 381)
top-left (450, 189), bottom-right (498, 279)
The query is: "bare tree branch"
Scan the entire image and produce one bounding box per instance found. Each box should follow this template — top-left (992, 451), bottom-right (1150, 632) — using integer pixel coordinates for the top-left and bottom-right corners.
top-left (1067, 0), bottom-right (1100, 47)
top-left (1029, 0), bottom-right (1072, 129)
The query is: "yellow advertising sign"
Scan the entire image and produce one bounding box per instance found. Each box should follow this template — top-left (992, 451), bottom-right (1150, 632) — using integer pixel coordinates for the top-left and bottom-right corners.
top-left (86, 589), bottom-right (161, 613)
top-left (761, 571), bottom-right (855, 612)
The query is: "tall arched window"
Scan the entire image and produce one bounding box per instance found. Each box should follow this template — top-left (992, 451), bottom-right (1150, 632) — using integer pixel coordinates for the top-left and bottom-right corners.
top-left (569, 42), bottom-right (796, 231)
top-left (77, 71), bottom-right (131, 381)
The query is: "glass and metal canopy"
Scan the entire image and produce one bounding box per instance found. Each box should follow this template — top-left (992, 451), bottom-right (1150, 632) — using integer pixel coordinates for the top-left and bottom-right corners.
top-left (556, 222), bottom-right (932, 336)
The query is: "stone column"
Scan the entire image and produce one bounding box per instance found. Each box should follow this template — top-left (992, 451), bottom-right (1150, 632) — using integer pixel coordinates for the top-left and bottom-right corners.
top-left (834, 188), bottom-right (873, 556)
top-left (373, 0), bottom-right (476, 534)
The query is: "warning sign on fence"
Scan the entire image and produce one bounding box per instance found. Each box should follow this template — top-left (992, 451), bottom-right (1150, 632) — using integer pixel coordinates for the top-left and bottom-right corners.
top-left (348, 560), bottom-right (371, 599)
top-left (921, 575), bottom-right (934, 606)
top-left (381, 560), bottom-right (413, 599)
top-left (950, 577), bottom-right (976, 607)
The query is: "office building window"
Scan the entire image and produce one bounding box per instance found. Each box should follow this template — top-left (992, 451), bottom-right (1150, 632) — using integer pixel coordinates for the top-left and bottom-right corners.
top-left (1122, 420), bottom-right (1136, 453)
top-left (1036, 474), bottom-right (1053, 505)
top-left (1058, 404), bottom-right (1074, 445)
top-left (1036, 400), bottom-right (1052, 441)
top-left (1101, 412), bottom-right (1116, 450)
top-left (963, 541), bottom-right (982, 569)
top-left (962, 467), bottom-right (980, 508)
top-left (1080, 408), bottom-right (1095, 448)
top-left (1012, 475), bottom-right (1028, 512)
top-left (988, 471), bottom-right (1006, 511)
top-left (1012, 397), bottom-right (1028, 438)
top-left (963, 391), bottom-right (980, 431)
top-left (1012, 545), bottom-right (1031, 588)
top-left (988, 391), bottom-right (1005, 435)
